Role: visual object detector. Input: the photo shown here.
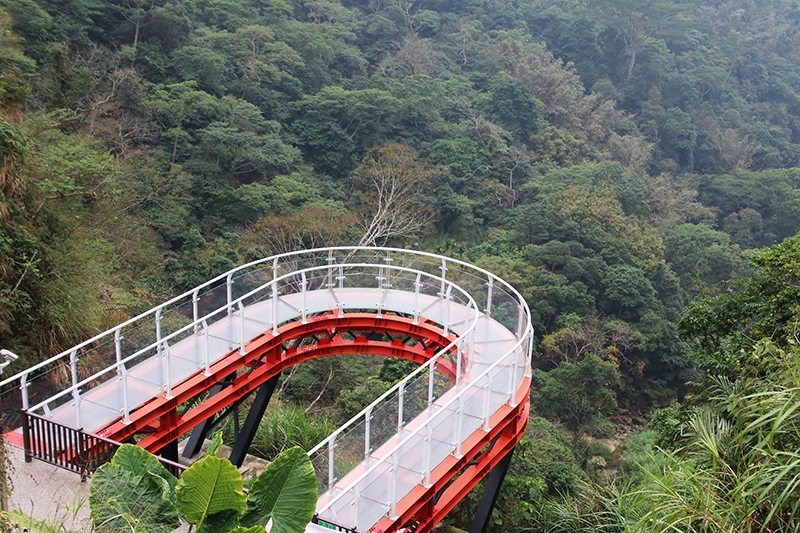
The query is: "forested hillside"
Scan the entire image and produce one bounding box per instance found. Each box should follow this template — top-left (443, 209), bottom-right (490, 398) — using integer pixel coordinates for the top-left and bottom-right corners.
top-left (2, 0), bottom-right (800, 530)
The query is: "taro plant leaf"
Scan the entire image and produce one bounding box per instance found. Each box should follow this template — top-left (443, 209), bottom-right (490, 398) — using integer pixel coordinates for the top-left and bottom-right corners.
top-left (89, 462), bottom-right (180, 533)
top-left (175, 455), bottom-right (247, 530)
top-left (240, 446), bottom-right (317, 532)
top-left (229, 527), bottom-right (266, 533)
top-left (111, 443), bottom-right (177, 491)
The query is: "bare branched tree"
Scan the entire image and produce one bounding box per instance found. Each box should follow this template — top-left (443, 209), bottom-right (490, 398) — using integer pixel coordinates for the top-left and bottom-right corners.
top-left (353, 143), bottom-right (436, 247)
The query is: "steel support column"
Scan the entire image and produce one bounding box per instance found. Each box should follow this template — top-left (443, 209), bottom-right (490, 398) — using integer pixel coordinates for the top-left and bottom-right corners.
top-left (468, 447), bottom-right (514, 533)
top-left (229, 372), bottom-right (281, 467)
top-left (182, 373), bottom-right (236, 458)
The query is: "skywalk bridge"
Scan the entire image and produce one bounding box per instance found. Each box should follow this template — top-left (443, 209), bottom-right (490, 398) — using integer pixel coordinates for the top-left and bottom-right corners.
top-left (0, 247), bottom-right (533, 532)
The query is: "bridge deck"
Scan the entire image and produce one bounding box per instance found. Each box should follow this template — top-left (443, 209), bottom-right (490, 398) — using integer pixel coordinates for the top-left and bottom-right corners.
top-left (5, 249), bottom-right (531, 532)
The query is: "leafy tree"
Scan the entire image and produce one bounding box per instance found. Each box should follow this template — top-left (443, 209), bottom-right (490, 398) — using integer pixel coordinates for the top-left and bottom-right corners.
top-left (533, 354), bottom-right (620, 437)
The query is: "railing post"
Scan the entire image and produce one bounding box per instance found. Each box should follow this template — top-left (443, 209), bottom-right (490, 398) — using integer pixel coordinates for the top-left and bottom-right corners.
top-left (337, 265), bottom-right (344, 290)
top-left (328, 436), bottom-right (336, 488)
top-left (413, 273), bottom-right (422, 325)
top-left (155, 308), bottom-right (163, 356)
top-left (397, 381), bottom-right (405, 431)
top-left (423, 423), bottom-right (432, 487)
top-left (455, 394), bottom-right (464, 458)
top-left (163, 341), bottom-right (172, 399)
top-left (20, 372), bottom-right (29, 411)
top-left (326, 249), bottom-right (335, 288)
top-left (482, 373), bottom-right (493, 431)
top-left (486, 277), bottom-right (494, 316)
top-left (383, 251), bottom-right (392, 288)
top-left (443, 284), bottom-right (452, 336)
top-left (203, 319), bottom-right (211, 376)
top-left (364, 407), bottom-right (372, 464)
top-left (70, 349), bottom-right (81, 428)
top-left (226, 273), bottom-right (234, 316)
top-left (427, 362), bottom-right (435, 408)
top-left (192, 289), bottom-right (200, 334)
top-left (236, 302), bottom-right (245, 355)
top-left (301, 272), bottom-right (308, 324)
top-left (271, 280), bottom-right (279, 335)
top-left (439, 258), bottom-right (447, 297)
top-left (516, 303), bottom-right (525, 337)
top-left (120, 363), bottom-right (130, 424)
top-left (509, 348), bottom-right (520, 406)
top-left (455, 339), bottom-right (463, 385)
top-left (389, 451), bottom-right (399, 518)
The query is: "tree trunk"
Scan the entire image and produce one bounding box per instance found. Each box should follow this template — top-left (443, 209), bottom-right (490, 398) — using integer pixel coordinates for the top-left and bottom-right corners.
top-left (626, 45), bottom-right (638, 81)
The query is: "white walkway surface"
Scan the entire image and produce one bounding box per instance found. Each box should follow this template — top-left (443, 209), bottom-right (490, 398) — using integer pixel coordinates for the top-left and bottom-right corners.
top-left (2, 249), bottom-right (532, 532)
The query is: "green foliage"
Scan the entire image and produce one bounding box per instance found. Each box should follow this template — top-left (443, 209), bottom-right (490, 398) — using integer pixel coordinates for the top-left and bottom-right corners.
top-left (240, 403), bottom-right (335, 461)
top-left (89, 445), bottom-right (180, 532)
top-left (680, 234), bottom-right (800, 379)
top-left (240, 447), bottom-right (317, 532)
top-left (533, 355), bottom-right (620, 436)
top-left (175, 455), bottom-right (246, 531)
top-left (89, 442), bottom-right (317, 533)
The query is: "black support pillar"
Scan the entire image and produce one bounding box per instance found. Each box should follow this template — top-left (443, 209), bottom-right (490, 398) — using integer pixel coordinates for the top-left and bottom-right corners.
top-left (229, 372), bottom-right (281, 467)
top-left (469, 447), bottom-right (514, 533)
top-left (182, 373), bottom-right (235, 458)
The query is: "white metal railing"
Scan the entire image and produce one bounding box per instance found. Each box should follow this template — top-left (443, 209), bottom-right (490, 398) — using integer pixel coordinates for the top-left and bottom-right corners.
top-left (1, 247), bottom-right (533, 530)
top-left (1, 248), bottom-right (530, 419)
top-left (23, 262), bottom-right (478, 428)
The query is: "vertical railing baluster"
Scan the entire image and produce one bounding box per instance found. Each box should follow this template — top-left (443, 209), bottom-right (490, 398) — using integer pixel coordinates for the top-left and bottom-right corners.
top-left (364, 406), bottom-right (372, 465)
top-left (455, 394), bottom-right (464, 458)
top-left (192, 289), bottom-right (200, 334)
top-left (237, 301), bottom-right (246, 355)
top-left (486, 277), bottom-right (494, 315)
top-left (413, 273), bottom-right (421, 325)
top-left (226, 273), bottom-right (234, 316)
top-left (328, 437), bottom-right (336, 488)
top-left (203, 319), bottom-right (211, 376)
top-left (397, 381), bottom-right (405, 431)
top-left (427, 363), bottom-right (435, 409)
top-left (301, 272), bottom-right (308, 324)
top-left (70, 349), bottom-right (81, 428)
top-left (271, 280), bottom-right (279, 335)
top-left (120, 362), bottom-right (131, 424)
top-left (482, 373), bottom-right (493, 431)
top-left (439, 258), bottom-right (447, 297)
top-left (443, 284), bottom-right (452, 336)
top-left (389, 451), bottom-right (398, 518)
top-left (423, 423), bottom-right (432, 487)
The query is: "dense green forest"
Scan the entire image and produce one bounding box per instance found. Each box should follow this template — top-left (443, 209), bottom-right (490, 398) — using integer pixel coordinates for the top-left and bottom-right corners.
top-left (2, 0), bottom-right (800, 530)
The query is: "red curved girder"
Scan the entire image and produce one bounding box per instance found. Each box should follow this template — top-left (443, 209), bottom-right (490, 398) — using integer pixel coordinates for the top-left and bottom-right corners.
top-left (95, 312), bottom-right (461, 452)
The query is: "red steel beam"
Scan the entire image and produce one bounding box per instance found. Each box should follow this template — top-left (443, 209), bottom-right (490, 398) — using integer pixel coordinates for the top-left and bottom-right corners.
top-left (95, 313), bottom-right (458, 449)
top-left (369, 377), bottom-right (531, 533)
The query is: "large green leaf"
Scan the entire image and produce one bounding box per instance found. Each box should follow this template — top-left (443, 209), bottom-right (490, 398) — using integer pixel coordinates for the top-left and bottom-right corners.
top-left (111, 443), bottom-right (177, 491)
top-left (175, 455), bottom-right (247, 529)
top-left (89, 462), bottom-right (180, 532)
top-left (240, 447), bottom-right (317, 533)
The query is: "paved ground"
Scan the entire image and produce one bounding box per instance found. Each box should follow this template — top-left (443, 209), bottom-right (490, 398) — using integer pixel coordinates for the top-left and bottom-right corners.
top-left (6, 445), bottom-right (91, 530)
top-left (4, 440), bottom-right (270, 531)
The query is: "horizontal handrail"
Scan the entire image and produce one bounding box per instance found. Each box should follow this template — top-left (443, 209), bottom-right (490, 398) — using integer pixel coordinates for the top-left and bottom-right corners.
top-left (1, 247), bottom-right (530, 392)
top-left (28, 262), bottom-right (478, 419)
top-left (318, 324), bottom-right (532, 519)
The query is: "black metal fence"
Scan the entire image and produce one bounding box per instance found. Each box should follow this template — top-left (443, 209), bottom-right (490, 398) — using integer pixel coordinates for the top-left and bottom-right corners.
top-left (21, 411), bottom-right (185, 478)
